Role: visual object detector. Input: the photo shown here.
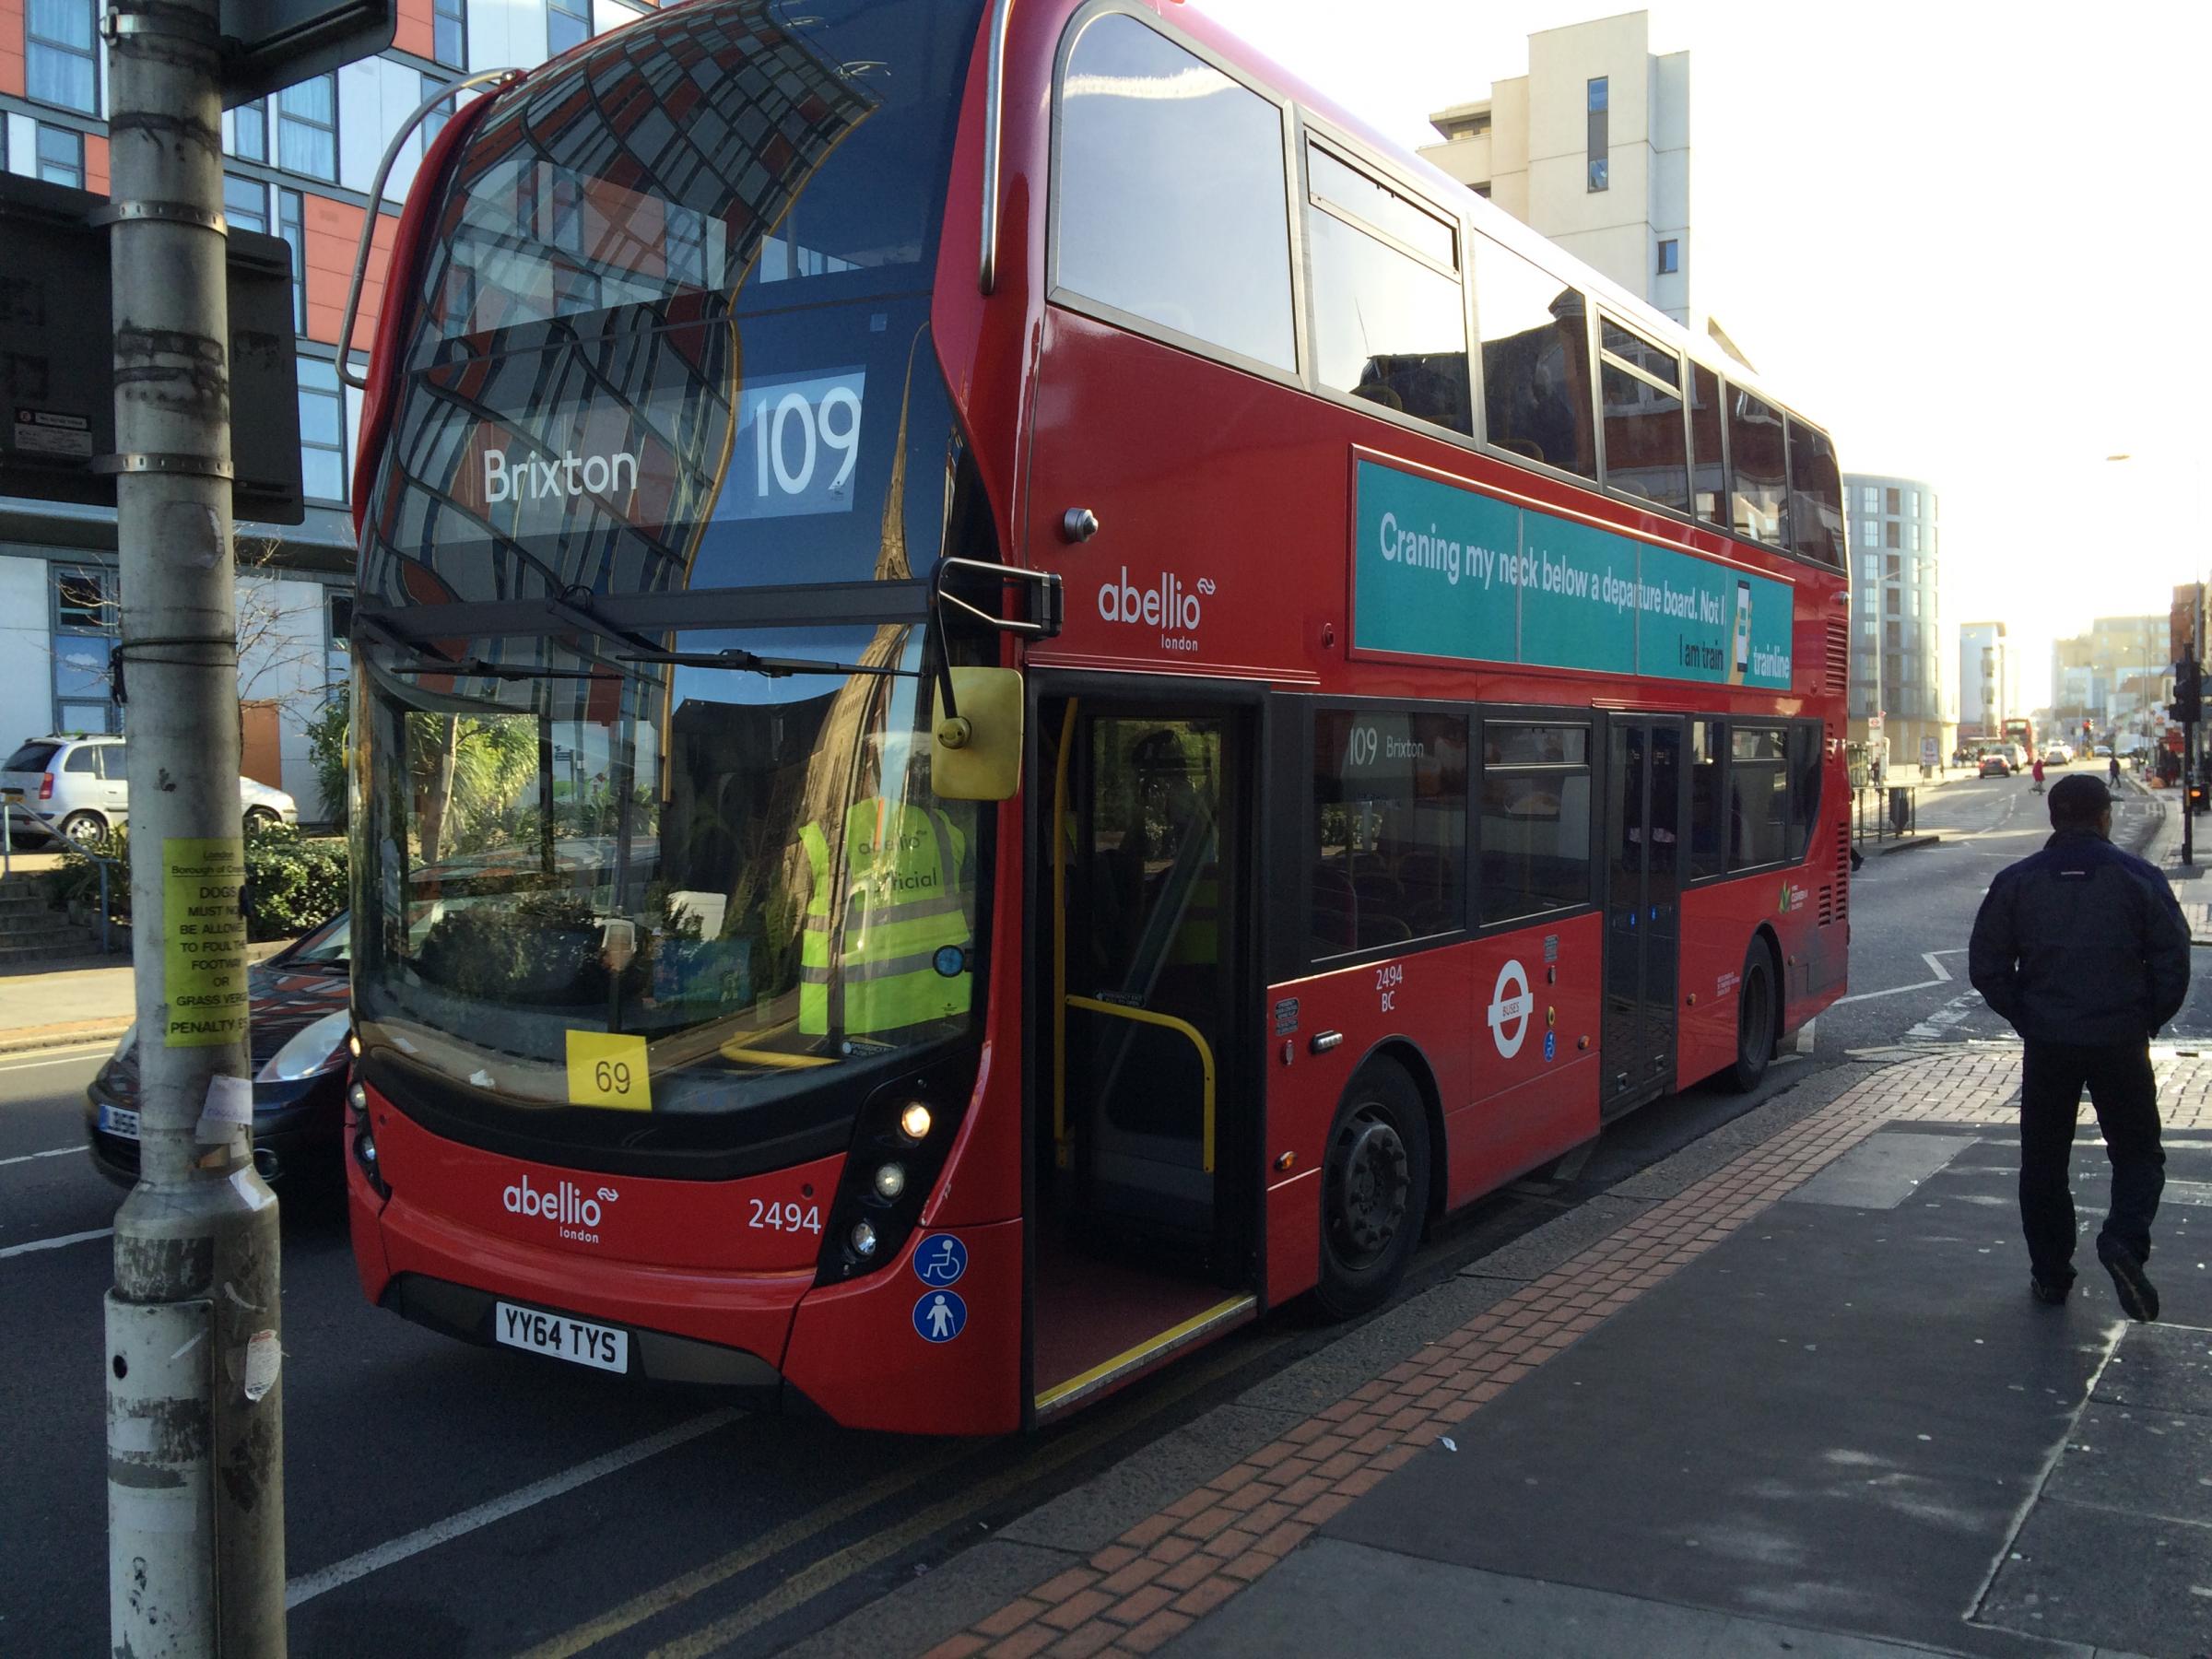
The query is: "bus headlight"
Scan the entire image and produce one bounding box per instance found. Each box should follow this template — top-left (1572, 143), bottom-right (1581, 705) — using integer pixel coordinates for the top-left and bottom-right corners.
top-left (898, 1101), bottom-right (933, 1142)
top-left (850, 1220), bottom-right (878, 1257)
top-left (872, 1163), bottom-right (907, 1201)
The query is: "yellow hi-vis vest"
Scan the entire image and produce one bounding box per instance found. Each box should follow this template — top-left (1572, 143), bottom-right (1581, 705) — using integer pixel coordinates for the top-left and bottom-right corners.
top-left (799, 799), bottom-right (971, 1036)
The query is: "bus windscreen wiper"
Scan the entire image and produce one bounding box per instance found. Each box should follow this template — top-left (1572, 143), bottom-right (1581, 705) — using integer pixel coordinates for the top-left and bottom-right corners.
top-left (355, 611), bottom-right (618, 681)
top-left (613, 647), bottom-right (907, 679)
top-left (380, 656), bottom-right (618, 682)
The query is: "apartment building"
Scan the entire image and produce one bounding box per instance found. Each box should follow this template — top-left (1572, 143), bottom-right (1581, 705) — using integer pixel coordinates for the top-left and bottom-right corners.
top-left (1418, 10), bottom-right (1692, 328)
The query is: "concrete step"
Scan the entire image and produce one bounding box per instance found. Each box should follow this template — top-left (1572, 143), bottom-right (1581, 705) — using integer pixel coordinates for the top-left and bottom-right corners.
top-left (0, 942), bottom-right (105, 966)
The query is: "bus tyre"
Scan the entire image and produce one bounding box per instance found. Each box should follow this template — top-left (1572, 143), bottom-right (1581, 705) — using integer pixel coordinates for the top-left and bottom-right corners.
top-left (1728, 940), bottom-right (1780, 1093)
top-left (1313, 1060), bottom-right (1430, 1322)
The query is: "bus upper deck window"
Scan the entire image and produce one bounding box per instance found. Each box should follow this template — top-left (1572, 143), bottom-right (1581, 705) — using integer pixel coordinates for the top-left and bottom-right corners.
top-left (1056, 15), bottom-right (1296, 372)
top-left (1473, 236), bottom-right (1596, 482)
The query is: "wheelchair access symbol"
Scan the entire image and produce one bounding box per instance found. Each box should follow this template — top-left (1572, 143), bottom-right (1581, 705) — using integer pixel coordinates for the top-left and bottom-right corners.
top-left (914, 1289), bottom-right (968, 1343)
top-left (913, 1233), bottom-right (968, 1288)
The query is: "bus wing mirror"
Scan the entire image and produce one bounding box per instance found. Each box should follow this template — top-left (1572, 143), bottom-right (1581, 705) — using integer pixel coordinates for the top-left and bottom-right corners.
top-left (932, 668), bottom-right (1023, 801)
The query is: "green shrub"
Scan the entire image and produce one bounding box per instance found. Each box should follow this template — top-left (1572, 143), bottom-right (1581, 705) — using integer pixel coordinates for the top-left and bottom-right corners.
top-left (241, 819), bottom-right (347, 940)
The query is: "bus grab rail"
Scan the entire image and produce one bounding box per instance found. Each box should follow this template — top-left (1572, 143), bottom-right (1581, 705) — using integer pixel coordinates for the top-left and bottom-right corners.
top-left (336, 67), bottom-right (524, 392)
top-left (1062, 994), bottom-right (1218, 1175)
top-left (979, 0), bottom-right (1015, 293)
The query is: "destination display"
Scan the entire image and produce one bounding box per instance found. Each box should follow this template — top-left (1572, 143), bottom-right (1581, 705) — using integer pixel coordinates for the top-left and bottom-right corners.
top-left (1351, 456), bottom-right (1794, 689)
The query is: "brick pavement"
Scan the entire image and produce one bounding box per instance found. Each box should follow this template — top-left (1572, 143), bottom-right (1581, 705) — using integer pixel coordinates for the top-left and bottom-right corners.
top-left (924, 1046), bottom-right (2212, 1659)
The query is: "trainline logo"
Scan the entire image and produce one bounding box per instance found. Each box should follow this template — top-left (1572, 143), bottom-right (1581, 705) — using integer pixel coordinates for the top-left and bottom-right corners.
top-left (482, 447), bottom-right (640, 505)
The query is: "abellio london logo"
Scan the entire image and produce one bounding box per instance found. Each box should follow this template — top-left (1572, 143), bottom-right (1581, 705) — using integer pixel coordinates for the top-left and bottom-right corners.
top-left (1096, 566), bottom-right (1213, 654)
top-left (503, 1174), bottom-right (620, 1244)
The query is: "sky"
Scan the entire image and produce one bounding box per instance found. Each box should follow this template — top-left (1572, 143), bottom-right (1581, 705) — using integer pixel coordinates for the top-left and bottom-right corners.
top-left (1194, 0), bottom-right (2212, 710)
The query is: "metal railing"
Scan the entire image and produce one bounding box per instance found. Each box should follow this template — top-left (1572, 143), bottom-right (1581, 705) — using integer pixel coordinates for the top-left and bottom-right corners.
top-left (1852, 783), bottom-right (1919, 845)
top-left (1, 793), bottom-right (124, 952)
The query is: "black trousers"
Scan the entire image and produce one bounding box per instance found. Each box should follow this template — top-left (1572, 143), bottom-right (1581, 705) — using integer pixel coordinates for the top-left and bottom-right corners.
top-left (2018, 1040), bottom-right (2165, 1281)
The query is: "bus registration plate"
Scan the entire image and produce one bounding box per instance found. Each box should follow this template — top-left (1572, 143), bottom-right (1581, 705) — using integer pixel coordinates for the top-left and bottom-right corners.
top-left (100, 1104), bottom-right (141, 1140)
top-left (493, 1302), bottom-right (628, 1373)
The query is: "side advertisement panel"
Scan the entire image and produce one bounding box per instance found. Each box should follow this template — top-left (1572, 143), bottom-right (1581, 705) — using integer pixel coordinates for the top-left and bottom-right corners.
top-left (1351, 454), bottom-right (1794, 690)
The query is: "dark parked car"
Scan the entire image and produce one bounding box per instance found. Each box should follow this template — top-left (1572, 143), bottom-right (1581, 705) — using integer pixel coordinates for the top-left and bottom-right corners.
top-left (1978, 754), bottom-right (2011, 778)
top-left (85, 913), bottom-right (350, 1188)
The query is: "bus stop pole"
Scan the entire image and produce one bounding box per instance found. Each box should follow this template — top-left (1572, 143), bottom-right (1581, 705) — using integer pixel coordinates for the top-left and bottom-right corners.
top-left (101, 0), bottom-right (286, 1652)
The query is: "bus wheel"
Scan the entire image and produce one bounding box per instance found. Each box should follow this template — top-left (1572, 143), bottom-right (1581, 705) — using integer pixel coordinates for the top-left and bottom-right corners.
top-left (1314, 1060), bottom-right (1430, 1321)
top-left (1728, 940), bottom-right (1779, 1093)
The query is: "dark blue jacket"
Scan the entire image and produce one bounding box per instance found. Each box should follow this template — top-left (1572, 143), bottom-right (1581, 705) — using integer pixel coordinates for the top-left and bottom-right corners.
top-left (1969, 829), bottom-right (2191, 1044)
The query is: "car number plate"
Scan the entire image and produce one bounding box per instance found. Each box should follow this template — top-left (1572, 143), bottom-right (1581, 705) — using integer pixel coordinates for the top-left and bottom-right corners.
top-left (100, 1104), bottom-right (141, 1140)
top-left (493, 1302), bottom-right (628, 1373)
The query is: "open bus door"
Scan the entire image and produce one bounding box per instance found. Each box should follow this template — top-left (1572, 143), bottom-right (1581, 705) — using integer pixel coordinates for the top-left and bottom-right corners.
top-left (1030, 690), bottom-right (1261, 1419)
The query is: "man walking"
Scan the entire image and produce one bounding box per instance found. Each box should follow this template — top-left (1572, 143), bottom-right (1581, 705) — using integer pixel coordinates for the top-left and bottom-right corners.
top-left (1968, 773), bottom-right (2187, 1321)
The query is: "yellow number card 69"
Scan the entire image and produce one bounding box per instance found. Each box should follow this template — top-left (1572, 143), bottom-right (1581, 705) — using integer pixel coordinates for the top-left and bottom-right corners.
top-left (565, 1030), bottom-right (652, 1112)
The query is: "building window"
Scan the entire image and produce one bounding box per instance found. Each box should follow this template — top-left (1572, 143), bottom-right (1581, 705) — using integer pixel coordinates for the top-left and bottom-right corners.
top-left (1861, 518), bottom-right (1877, 548)
top-left (277, 74), bottom-right (337, 181)
top-left (1861, 484), bottom-right (1879, 514)
top-left (278, 189), bottom-right (306, 332)
top-left (420, 73), bottom-right (457, 147)
top-left (547, 0), bottom-right (592, 56)
top-left (297, 357), bottom-right (347, 502)
top-left (53, 567), bottom-right (119, 733)
top-left (1655, 238), bottom-right (1678, 275)
top-left (327, 591), bottom-right (354, 653)
top-left (1861, 617), bottom-right (1877, 639)
top-left (1908, 489), bottom-right (1919, 516)
top-left (36, 124), bottom-right (86, 187)
top-left (1585, 77), bottom-right (1608, 191)
top-left (1863, 553), bottom-right (1877, 581)
top-left (1886, 486), bottom-right (1900, 515)
top-left (28, 0), bottom-right (99, 114)
top-left (231, 99), bottom-right (268, 163)
top-left (1908, 522), bottom-right (1920, 552)
top-left (434, 0), bottom-right (467, 68)
top-left (223, 174), bottom-right (268, 235)
top-left (1884, 520), bottom-right (1900, 549)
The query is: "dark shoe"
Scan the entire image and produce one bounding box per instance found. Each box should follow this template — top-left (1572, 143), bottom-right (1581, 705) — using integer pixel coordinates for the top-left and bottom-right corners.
top-left (2030, 1275), bottom-right (2072, 1306)
top-left (2097, 1237), bottom-right (2160, 1323)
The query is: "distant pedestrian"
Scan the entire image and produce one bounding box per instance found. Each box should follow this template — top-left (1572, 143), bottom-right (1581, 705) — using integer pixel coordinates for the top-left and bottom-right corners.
top-left (2110, 755), bottom-right (2122, 786)
top-left (1968, 773), bottom-right (2186, 1321)
top-left (2030, 756), bottom-right (2045, 794)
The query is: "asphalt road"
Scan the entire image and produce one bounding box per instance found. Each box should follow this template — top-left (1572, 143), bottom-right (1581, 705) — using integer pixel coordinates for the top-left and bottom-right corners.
top-left (1816, 764), bottom-right (2212, 1059)
top-left (4, 771), bottom-right (2203, 1656)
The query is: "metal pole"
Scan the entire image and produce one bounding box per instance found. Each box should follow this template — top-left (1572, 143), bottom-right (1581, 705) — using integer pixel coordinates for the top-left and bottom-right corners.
top-left (101, 0), bottom-right (285, 1652)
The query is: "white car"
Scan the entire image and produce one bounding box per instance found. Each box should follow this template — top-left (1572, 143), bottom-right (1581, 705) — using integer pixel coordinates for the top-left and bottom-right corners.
top-left (0, 734), bottom-right (298, 847)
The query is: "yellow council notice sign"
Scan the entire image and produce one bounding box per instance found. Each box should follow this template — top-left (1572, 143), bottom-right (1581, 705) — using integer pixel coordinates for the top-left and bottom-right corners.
top-left (163, 837), bottom-right (249, 1048)
top-left (565, 1030), bottom-right (652, 1111)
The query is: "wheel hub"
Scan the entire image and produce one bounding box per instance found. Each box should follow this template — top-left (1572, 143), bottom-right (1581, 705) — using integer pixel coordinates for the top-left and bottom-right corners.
top-left (1336, 1118), bottom-right (1409, 1255)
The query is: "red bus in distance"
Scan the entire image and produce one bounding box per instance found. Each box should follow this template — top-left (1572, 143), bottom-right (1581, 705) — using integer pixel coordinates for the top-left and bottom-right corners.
top-left (341, 0), bottom-right (1853, 1434)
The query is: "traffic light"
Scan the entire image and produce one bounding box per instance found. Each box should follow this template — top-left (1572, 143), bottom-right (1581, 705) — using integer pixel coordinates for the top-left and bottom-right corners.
top-left (2174, 657), bottom-right (2204, 724)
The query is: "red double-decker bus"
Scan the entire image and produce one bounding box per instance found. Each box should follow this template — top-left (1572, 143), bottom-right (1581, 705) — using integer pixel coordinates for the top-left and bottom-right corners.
top-left (342, 0), bottom-right (1852, 1433)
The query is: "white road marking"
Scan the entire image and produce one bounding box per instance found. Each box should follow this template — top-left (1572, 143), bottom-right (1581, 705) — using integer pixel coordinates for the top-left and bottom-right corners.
top-left (0, 1226), bottom-right (112, 1261)
top-left (1903, 988), bottom-right (1983, 1043)
top-left (1794, 1018), bottom-right (1817, 1055)
top-left (0, 1046), bottom-right (115, 1073)
top-left (0, 1144), bottom-right (85, 1169)
top-left (1831, 949), bottom-right (1967, 1006)
top-left (284, 1408), bottom-right (743, 1609)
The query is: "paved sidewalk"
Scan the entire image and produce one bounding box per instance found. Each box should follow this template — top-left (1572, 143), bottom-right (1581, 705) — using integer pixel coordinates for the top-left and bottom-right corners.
top-left (0, 940), bottom-right (294, 1054)
top-left (847, 1048), bottom-right (2209, 1659)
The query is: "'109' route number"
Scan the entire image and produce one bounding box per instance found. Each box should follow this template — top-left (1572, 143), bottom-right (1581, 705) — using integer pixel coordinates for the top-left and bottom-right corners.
top-left (749, 1199), bottom-right (822, 1234)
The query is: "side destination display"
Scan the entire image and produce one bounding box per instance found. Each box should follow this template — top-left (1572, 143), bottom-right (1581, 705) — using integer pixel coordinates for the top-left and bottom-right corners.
top-left (1351, 455), bottom-right (1794, 689)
